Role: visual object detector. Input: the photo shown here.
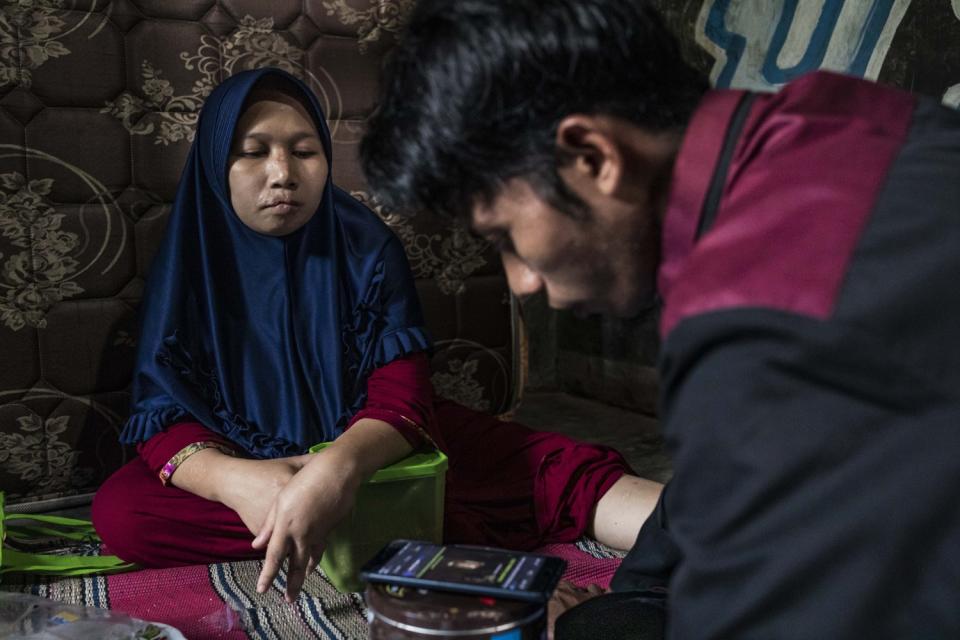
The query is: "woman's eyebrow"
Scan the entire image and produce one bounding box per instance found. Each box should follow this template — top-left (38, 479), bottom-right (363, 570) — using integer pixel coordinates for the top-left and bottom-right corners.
top-left (240, 131), bottom-right (320, 142)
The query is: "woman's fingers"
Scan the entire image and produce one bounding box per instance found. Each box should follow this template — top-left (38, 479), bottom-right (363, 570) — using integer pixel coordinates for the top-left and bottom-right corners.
top-left (251, 455), bottom-right (348, 600)
top-left (257, 523), bottom-right (290, 594)
top-left (251, 502), bottom-right (277, 549)
top-left (306, 544), bottom-right (324, 579)
top-left (284, 544), bottom-right (311, 603)
top-left (254, 513), bottom-right (327, 600)
top-left (284, 541), bottom-right (327, 602)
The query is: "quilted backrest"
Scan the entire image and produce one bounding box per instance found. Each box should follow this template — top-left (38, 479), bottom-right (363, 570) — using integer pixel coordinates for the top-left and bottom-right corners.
top-left (0, 0), bottom-right (519, 509)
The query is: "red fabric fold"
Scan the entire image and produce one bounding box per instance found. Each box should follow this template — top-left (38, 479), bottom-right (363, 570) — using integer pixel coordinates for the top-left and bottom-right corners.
top-left (346, 352), bottom-right (436, 448)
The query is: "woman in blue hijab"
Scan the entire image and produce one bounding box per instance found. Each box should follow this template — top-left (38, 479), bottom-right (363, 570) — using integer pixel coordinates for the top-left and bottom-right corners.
top-left (92, 68), bottom-right (661, 602)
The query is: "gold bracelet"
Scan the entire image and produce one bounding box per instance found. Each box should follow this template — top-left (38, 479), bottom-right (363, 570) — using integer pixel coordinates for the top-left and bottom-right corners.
top-left (159, 441), bottom-right (236, 485)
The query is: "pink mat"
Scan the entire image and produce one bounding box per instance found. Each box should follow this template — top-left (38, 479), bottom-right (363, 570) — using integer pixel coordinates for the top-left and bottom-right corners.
top-left (3, 540), bottom-right (623, 638)
top-left (539, 539), bottom-right (624, 589)
top-left (106, 564), bottom-right (248, 639)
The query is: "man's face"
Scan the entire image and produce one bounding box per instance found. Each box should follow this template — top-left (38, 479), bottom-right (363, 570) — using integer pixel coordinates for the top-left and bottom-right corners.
top-left (471, 178), bottom-right (660, 319)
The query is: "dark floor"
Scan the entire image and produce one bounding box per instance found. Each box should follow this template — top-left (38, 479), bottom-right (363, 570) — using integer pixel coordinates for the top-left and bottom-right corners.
top-left (514, 391), bottom-right (672, 483)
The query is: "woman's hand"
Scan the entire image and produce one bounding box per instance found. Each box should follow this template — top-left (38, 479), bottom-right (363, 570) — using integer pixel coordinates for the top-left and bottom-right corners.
top-left (217, 454), bottom-right (314, 535)
top-left (547, 581), bottom-right (607, 640)
top-left (252, 449), bottom-right (363, 602)
top-left (253, 418), bottom-right (414, 602)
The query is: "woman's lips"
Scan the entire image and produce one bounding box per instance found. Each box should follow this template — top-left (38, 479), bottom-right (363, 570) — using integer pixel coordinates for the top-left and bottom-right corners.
top-left (263, 201), bottom-right (300, 214)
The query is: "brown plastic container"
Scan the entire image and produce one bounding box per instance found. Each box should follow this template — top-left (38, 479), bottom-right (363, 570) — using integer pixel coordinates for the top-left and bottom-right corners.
top-left (366, 583), bottom-right (546, 639)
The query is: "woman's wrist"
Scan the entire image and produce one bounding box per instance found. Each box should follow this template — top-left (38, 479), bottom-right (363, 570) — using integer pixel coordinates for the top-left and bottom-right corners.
top-left (327, 418), bottom-right (414, 479)
top-left (308, 444), bottom-right (368, 489)
top-left (206, 454), bottom-right (252, 505)
top-left (160, 446), bottom-right (242, 506)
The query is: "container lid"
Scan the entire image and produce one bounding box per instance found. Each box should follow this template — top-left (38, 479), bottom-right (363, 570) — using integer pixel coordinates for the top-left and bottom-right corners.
top-left (308, 442), bottom-right (448, 483)
top-left (366, 583), bottom-right (543, 635)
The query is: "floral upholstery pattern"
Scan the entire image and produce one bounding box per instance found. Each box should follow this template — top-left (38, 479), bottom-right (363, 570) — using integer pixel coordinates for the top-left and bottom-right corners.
top-left (0, 173), bottom-right (83, 331)
top-left (321, 0), bottom-right (414, 52)
top-left (0, 0), bottom-right (519, 508)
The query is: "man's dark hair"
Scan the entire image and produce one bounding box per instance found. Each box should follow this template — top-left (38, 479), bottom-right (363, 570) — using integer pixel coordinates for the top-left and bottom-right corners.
top-left (360, 0), bottom-right (708, 220)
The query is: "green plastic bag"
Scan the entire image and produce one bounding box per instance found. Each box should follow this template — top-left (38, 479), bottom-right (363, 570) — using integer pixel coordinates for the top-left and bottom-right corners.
top-left (0, 492), bottom-right (136, 578)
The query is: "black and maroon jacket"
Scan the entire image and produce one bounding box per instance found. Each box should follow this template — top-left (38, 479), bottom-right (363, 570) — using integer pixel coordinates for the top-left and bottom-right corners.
top-left (614, 71), bottom-right (960, 638)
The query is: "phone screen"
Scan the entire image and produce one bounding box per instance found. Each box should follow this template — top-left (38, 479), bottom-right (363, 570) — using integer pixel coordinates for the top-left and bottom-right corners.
top-left (369, 540), bottom-right (555, 596)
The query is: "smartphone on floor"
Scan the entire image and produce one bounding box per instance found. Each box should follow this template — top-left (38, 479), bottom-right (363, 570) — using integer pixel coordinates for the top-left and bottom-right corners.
top-left (360, 539), bottom-right (566, 603)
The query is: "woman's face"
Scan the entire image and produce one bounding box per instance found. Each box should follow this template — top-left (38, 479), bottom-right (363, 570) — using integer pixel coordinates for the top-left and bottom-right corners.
top-left (228, 90), bottom-right (328, 236)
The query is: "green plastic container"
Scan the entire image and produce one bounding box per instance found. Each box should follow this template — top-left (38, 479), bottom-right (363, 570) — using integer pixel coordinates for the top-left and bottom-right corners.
top-left (308, 442), bottom-right (448, 592)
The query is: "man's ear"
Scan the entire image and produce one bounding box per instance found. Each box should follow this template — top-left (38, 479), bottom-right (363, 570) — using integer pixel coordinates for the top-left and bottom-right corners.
top-left (556, 114), bottom-right (623, 197)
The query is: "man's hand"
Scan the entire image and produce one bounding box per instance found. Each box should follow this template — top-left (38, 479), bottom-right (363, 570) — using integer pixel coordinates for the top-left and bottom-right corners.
top-left (547, 581), bottom-right (607, 640)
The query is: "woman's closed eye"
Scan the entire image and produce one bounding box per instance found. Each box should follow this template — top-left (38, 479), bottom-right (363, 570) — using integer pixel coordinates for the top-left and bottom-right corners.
top-left (236, 147), bottom-right (318, 159)
top-left (237, 147), bottom-right (268, 158)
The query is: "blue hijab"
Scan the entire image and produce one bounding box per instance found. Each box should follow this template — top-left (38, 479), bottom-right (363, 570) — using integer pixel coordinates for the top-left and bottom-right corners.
top-left (121, 68), bottom-right (431, 458)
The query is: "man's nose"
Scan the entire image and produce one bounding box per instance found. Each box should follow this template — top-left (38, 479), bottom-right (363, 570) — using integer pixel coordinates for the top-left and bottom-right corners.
top-left (268, 150), bottom-right (296, 189)
top-left (502, 254), bottom-right (544, 300)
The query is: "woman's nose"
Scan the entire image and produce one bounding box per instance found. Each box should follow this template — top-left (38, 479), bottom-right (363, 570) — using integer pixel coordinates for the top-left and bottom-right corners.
top-left (268, 150), bottom-right (297, 188)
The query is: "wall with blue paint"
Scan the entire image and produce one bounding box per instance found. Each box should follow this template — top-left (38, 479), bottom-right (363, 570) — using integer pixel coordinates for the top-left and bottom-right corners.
top-left (532, 0), bottom-right (960, 412)
top-left (682, 0), bottom-right (960, 101)
top-left (697, 0), bottom-right (913, 90)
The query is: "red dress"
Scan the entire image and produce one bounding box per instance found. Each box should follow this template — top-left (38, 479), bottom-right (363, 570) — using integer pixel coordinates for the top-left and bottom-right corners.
top-left (92, 353), bottom-right (629, 566)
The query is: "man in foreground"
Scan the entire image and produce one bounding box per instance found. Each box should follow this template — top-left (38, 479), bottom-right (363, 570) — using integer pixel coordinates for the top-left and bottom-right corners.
top-left (361, 0), bottom-right (960, 637)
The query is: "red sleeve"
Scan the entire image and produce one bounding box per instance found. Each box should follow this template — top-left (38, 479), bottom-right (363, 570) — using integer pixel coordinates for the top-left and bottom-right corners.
top-left (346, 352), bottom-right (436, 449)
top-left (137, 421), bottom-right (241, 475)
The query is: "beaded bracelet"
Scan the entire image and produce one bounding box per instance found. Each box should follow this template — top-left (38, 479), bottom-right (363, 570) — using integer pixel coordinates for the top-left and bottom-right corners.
top-left (159, 441), bottom-right (237, 485)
